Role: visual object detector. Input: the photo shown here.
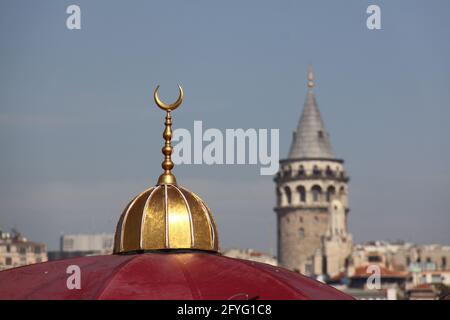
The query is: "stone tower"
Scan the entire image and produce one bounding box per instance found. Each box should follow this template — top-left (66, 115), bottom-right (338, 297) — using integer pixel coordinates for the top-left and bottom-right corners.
top-left (274, 66), bottom-right (352, 278)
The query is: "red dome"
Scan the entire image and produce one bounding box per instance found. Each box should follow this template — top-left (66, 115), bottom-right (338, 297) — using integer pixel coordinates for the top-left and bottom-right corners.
top-left (0, 252), bottom-right (352, 300)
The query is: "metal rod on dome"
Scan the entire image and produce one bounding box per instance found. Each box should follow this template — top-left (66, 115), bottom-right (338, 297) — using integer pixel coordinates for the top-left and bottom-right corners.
top-left (153, 85), bottom-right (184, 185)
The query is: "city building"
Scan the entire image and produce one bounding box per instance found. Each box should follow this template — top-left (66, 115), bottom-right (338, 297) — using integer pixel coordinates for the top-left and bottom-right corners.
top-left (60, 233), bottom-right (114, 253)
top-left (330, 241), bottom-right (450, 299)
top-left (222, 248), bottom-right (278, 266)
top-left (350, 241), bottom-right (450, 272)
top-left (48, 233), bottom-right (114, 260)
top-left (47, 233), bottom-right (114, 260)
top-left (274, 66), bottom-right (352, 277)
top-left (0, 228), bottom-right (47, 271)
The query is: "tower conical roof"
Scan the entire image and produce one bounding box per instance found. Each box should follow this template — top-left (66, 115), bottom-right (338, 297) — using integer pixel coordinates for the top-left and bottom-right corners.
top-left (288, 66), bottom-right (336, 160)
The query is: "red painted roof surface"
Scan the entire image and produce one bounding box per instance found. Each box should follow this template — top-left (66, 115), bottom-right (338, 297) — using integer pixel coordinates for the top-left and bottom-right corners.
top-left (0, 252), bottom-right (352, 300)
top-left (351, 265), bottom-right (409, 278)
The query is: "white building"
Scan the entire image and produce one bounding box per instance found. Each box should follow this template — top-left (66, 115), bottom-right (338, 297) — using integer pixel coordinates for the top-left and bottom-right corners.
top-left (60, 233), bottom-right (114, 253)
top-left (0, 228), bottom-right (48, 271)
top-left (222, 248), bottom-right (278, 266)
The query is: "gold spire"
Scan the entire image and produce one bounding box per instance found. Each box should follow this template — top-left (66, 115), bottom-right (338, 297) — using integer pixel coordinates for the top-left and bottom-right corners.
top-left (113, 85), bottom-right (219, 254)
top-left (153, 85), bottom-right (183, 185)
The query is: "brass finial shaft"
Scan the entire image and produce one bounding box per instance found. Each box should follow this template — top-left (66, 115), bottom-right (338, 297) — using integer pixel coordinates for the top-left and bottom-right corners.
top-left (153, 85), bottom-right (184, 185)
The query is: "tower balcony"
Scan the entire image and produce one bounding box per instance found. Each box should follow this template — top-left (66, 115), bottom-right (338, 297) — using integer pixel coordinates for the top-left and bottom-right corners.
top-left (274, 204), bottom-right (330, 214)
top-left (274, 171), bottom-right (350, 184)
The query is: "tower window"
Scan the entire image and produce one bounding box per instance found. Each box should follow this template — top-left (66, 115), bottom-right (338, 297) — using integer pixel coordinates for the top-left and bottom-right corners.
top-left (325, 166), bottom-right (334, 177)
top-left (311, 185), bottom-right (322, 202)
top-left (318, 130), bottom-right (324, 138)
top-left (276, 188), bottom-right (282, 206)
top-left (297, 185), bottom-right (306, 203)
top-left (326, 186), bottom-right (336, 202)
top-left (298, 165), bottom-right (305, 177)
top-left (284, 186), bottom-right (292, 204)
top-left (283, 165), bottom-right (292, 177)
top-left (312, 166), bottom-right (322, 177)
top-left (339, 186), bottom-right (345, 197)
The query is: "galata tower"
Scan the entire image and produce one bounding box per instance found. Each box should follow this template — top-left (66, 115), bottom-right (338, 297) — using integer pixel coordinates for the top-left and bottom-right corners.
top-left (274, 66), bottom-right (352, 278)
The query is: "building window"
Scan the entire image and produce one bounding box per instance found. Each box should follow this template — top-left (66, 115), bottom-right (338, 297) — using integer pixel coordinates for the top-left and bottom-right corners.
top-left (6, 245), bottom-right (10, 253)
top-left (5, 257), bottom-right (12, 265)
top-left (442, 257), bottom-right (447, 270)
top-left (276, 188), bottom-right (282, 206)
top-left (63, 238), bottom-right (74, 250)
top-left (283, 165), bottom-right (292, 177)
top-left (299, 216), bottom-right (303, 223)
top-left (314, 216), bottom-right (319, 223)
top-left (325, 166), bottom-right (334, 177)
top-left (311, 185), bottom-right (322, 202)
top-left (34, 246), bottom-right (41, 254)
top-left (326, 186), bottom-right (336, 202)
top-left (431, 274), bottom-right (442, 283)
top-left (297, 185), bottom-right (306, 203)
top-left (19, 247), bottom-right (26, 255)
top-left (284, 186), bottom-right (292, 204)
top-left (298, 228), bottom-right (305, 239)
top-left (298, 165), bottom-right (305, 177)
top-left (339, 186), bottom-right (346, 198)
top-left (312, 166), bottom-right (322, 177)
top-left (368, 255), bottom-right (382, 263)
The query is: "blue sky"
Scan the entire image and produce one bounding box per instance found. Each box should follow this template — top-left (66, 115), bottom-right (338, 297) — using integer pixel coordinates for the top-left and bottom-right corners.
top-left (1, 0), bottom-right (449, 252)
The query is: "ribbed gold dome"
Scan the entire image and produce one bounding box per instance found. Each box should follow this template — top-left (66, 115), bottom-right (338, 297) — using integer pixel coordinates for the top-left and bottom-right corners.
top-left (113, 185), bottom-right (219, 253)
top-left (113, 85), bottom-right (219, 254)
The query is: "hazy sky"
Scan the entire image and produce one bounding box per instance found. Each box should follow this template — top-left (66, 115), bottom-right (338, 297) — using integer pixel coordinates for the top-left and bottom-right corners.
top-left (1, 0), bottom-right (449, 252)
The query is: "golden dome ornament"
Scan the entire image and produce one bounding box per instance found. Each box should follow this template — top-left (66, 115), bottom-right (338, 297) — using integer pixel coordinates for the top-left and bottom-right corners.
top-left (113, 85), bottom-right (219, 254)
top-left (153, 84), bottom-right (183, 185)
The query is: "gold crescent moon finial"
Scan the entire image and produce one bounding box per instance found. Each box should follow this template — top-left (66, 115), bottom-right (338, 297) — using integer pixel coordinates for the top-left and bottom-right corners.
top-left (154, 85), bottom-right (184, 112)
top-left (153, 85), bottom-right (184, 185)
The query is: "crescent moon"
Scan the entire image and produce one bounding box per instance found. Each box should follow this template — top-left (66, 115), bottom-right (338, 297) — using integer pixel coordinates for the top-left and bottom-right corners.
top-left (153, 85), bottom-right (184, 112)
